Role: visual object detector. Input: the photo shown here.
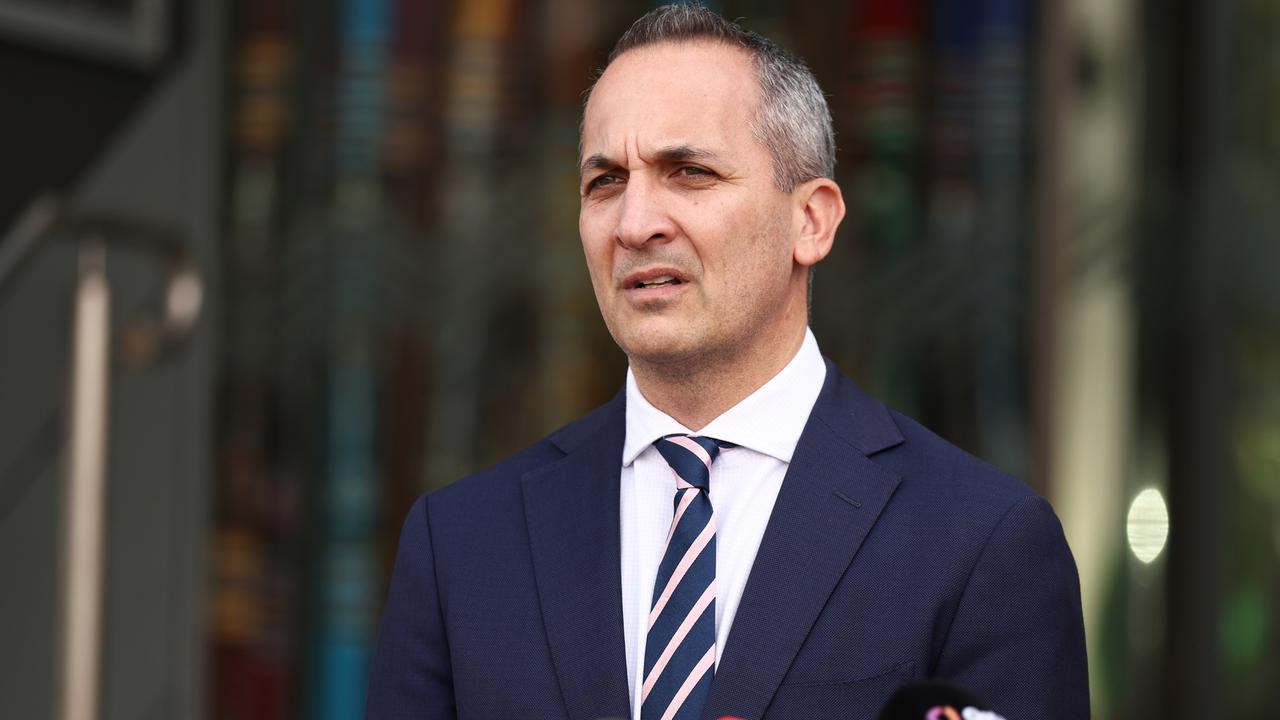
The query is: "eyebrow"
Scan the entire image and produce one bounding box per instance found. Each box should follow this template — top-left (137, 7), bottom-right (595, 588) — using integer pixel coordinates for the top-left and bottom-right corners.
top-left (579, 144), bottom-right (724, 177)
top-left (580, 153), bottom-right (616, 176)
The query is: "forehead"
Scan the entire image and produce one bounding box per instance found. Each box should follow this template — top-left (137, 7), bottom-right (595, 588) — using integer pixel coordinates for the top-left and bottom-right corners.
top-left (581, 41), bottom-right (761, 163)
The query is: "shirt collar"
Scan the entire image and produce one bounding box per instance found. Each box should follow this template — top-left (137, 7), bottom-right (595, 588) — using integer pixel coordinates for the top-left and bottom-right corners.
top-left (622, 328), bottom-right (827, 466)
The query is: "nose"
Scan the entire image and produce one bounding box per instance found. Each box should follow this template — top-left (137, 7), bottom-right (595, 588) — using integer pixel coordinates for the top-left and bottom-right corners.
top-left (614, 176), bottom-right (677, 250)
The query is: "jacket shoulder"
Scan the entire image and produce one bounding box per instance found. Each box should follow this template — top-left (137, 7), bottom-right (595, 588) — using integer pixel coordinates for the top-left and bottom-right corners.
top-left (887, 409), bottom-right (1036, 501)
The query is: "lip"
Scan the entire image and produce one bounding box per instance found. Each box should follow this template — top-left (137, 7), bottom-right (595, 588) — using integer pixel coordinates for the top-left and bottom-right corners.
top-left (620, 267), bottom-right (691, 291)
top-left (619, 267), bottom-right (691, 302)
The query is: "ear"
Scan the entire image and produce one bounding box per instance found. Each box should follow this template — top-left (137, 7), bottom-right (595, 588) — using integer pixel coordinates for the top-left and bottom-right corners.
top-left (792, 178), bottom-right (845, 268)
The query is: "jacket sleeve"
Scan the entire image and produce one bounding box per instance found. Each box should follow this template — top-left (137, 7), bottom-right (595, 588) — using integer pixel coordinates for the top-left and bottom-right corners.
top-left (934, 494), bottom-right (1091, 720)
top-left (365, 494), bottom-right (457, 719)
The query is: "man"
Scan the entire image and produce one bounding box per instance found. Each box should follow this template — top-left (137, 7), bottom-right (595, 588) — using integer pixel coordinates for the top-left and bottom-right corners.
top-left (366, 6), bottom-right (1089, 720)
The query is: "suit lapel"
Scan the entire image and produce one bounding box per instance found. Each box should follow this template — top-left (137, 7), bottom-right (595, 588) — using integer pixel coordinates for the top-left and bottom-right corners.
top-left (704, 361), bottom-right (905, 720)
top-left (523, 394), bottom-right (632, 720)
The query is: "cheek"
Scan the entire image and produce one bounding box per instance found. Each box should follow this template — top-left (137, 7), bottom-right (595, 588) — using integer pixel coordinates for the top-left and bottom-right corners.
top-left (581, 245), bottom-right (612, 297)
top-left (580, 243), bottom-right (621, 309)
top-left (727, 204), bottom-right (792, 273)
top-left (579, 219), bottom-right (611, 273)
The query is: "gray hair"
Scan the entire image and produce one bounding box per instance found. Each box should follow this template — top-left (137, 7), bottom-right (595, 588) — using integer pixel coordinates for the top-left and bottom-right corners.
top-left (584, 4), bottom-right (835, 193)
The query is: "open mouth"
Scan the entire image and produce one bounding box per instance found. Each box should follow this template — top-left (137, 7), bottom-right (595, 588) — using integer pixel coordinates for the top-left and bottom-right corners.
top-left (632, 276), bottom-right (683, 290)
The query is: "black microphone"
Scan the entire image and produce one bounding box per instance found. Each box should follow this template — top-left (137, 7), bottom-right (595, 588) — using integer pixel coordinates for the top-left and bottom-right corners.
top-left (878, 680), bottom-right (1007, 720)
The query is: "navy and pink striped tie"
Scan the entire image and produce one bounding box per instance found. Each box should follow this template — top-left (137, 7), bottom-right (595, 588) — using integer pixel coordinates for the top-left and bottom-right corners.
top-left (642, 434), bottom-right (725, 720)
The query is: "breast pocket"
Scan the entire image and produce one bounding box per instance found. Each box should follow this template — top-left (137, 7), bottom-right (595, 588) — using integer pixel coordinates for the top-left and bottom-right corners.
top-left (765, 661), bottom-right (915, 719)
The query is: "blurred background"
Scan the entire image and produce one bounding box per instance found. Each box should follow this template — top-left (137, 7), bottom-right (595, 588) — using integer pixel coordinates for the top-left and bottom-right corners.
top-left (0, 0), bottom-right (1277, 718)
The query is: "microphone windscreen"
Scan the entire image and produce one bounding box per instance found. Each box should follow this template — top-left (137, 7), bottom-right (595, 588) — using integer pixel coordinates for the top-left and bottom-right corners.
top-left (878, 680), bottom-right (998, 720)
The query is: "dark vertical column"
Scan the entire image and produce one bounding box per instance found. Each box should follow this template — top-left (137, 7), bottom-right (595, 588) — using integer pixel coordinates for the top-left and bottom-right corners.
top-left (1159, 0), bottom-right (1237, 718)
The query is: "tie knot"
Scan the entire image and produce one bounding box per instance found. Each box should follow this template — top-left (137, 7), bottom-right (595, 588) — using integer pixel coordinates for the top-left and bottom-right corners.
top-left (653, 435), bottom-right (725, 491)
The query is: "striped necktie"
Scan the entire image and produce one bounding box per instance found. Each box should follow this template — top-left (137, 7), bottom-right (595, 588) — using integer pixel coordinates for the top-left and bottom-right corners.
top-left (642, 434), bottom-right (724, 720)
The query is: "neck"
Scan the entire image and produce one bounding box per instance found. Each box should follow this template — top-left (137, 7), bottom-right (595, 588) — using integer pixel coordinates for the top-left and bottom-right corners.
top-left (630, 323), bottom-right (808, 431)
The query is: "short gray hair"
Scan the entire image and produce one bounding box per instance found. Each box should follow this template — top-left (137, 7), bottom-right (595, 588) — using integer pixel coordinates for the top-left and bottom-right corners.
top-left (584, 4), bottom-right (835, 193)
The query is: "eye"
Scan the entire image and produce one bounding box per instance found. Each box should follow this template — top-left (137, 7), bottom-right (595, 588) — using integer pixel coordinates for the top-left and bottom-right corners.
top-left (673, 165), bottom-right (718, 185)
top-left (585, 173), bottom-right (623, 194)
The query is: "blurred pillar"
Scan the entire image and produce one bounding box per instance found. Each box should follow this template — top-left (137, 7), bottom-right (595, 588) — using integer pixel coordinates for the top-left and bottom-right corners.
top-left (1037, 0), bottom-right (1142, 712)
top-left (56, 241), bottom-right (111, 720)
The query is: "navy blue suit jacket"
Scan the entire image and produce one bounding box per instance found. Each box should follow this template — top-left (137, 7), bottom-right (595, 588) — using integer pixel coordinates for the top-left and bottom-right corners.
top-left (366, 360), bottom-right (1089, 719)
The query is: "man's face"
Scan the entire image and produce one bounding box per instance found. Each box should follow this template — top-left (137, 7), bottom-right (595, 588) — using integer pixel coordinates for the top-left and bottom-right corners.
top-left (578, 41), bottom-right (805, 371)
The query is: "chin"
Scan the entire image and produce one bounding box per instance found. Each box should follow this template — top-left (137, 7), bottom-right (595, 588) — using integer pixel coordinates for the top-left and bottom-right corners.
top-left (616, 325), bottom-right (700, 367)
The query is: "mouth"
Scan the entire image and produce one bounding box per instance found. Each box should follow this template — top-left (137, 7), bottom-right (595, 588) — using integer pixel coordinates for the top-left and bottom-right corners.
top-left (622, 268), bottom-right (691, 292)
top-left (631, 275), bottom-right (683, 290)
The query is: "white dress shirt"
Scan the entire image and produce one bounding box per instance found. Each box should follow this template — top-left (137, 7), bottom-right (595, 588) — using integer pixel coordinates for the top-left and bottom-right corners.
top-left (619, 328), bottom-right (827, 719)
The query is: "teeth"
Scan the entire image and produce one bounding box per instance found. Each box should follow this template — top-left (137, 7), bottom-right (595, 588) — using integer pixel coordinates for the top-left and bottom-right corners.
top-left (637, 275), bottom-right (676, 289)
